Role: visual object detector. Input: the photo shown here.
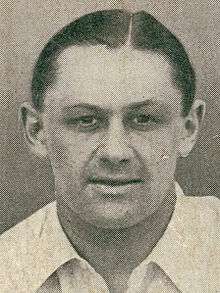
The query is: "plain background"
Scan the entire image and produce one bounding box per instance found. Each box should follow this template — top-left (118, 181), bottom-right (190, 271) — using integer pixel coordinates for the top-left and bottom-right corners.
top-left (0, 0), bottom-right (220, 234)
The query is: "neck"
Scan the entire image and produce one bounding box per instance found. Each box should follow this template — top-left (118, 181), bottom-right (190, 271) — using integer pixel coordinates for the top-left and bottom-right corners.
top-left (57, 185), bottom-right (177, 277)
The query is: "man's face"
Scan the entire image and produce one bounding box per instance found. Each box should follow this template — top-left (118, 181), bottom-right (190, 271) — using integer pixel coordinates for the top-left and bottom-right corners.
top-left (42, 45), bottom-right (184, 229)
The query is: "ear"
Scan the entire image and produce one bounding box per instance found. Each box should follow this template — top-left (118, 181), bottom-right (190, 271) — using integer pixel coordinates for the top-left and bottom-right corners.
top-left (178, 99), bottom-right (206, 158)
top-left (19, 102), bottom-right (47, 157)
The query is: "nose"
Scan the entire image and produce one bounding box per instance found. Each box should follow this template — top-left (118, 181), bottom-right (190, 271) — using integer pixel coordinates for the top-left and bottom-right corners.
top-left (97, 117), bottom-right (134, 167)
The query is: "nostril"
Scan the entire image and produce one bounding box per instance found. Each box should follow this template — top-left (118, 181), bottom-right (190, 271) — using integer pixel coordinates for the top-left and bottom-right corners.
top-left (100, 157), bottom-right (129, 167)
top-left (120, 158), bottom-right (129, 164)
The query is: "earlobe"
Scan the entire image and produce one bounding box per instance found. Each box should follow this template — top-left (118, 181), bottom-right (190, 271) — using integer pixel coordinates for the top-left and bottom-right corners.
top-left (19, 102), bottom-right (47, 157)
top-left (178, 99), bottom-right (206, 158)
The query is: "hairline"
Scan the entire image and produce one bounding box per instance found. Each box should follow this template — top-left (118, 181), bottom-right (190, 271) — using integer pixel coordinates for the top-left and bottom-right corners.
top-left (40, 43), bottom-right (185, 113)
top-left (31, 9), bottom-right (196, 116)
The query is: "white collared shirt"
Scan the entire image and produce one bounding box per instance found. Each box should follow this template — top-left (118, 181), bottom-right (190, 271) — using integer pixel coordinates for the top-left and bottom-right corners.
top-left (0, 183), bottom-right (219, 292)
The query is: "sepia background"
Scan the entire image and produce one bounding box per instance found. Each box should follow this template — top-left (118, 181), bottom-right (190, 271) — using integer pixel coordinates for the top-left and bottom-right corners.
top-left (0, 0), bottom-right (220, 234)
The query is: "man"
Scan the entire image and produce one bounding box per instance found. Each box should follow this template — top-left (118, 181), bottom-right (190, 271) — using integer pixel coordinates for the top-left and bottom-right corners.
top-left (0, 9), bottom-right (219, 293)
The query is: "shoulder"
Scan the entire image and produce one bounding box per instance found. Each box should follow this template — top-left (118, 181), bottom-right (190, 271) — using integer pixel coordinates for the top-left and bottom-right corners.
top-left (194, 194), bottom-right (220, 211)
top-left (168, 195), bottom-right (220, 291)
top-left (0, 203), bottom-right (50, 249)
top-left (181, 194), bottom-right (219, 224)
top-left (0, 202), bottom-right (55, 291)
top-left (177, 195), bottom-right (220, 242)
top-left (175, 182), bottom-right (220, 224)
top-left (180, 195), bottom-right (219, 271)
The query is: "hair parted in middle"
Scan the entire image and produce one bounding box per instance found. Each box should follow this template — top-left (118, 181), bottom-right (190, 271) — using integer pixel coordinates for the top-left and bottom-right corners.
top-left (31, 9), bottom-right (196, 116)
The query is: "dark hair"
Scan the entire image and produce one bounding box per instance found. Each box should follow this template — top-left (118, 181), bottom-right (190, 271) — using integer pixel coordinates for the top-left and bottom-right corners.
top-left (31, 9), bottom-right (196, 116)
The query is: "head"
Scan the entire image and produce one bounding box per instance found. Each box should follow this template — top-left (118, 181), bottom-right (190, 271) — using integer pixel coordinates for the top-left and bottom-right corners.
top-left (20, 9), bottom-right (205, 229)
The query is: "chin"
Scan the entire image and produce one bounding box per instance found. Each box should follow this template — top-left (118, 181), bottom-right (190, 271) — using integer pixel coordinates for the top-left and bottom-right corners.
top-left (89, 217), bottom-right (138, 229)
top-left (83, 204), bottom-right (148, 229)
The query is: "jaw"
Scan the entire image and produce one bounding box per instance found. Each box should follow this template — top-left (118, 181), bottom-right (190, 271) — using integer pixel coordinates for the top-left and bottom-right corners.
top-left (55, 179), bottom-right (176, 231)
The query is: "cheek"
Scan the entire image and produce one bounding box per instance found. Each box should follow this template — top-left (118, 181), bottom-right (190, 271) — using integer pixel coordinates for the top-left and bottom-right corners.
top-left (131, 127), bottom-right (178, 170)
top-left (45, 128), bottom-right (99, 172)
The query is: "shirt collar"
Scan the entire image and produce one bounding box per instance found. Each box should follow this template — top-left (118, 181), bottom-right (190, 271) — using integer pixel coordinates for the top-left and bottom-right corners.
top-left (31, 182), bottom-right (190, 291)
top-left (33, 201), bottom-right (81, 290)
top-left (128, 182), bottom-right (188, 289)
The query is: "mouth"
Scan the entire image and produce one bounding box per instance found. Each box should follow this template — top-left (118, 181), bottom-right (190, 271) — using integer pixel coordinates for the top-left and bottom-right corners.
top-left (87, 177), bottom-right (144, 197)
top-left (88, 177), bottom-right (143, 186)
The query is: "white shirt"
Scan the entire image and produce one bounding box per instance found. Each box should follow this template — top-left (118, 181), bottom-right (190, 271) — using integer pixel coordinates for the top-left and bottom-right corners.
top-left (0, 183), bottom-right (219, 292)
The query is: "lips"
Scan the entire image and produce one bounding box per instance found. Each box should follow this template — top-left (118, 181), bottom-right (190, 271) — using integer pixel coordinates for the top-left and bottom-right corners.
top-left (87, 176), bottom-right (144, 198)
top-left (88, 177), bottom-right (143, 186)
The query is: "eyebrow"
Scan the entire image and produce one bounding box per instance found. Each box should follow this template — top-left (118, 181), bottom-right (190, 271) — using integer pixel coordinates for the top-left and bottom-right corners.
top-left (124, 100), bottom-right (171, 111)
top-left (61, 103), bottom-right (110, 116)
top-left (61, 99), bottom-right (172, 116)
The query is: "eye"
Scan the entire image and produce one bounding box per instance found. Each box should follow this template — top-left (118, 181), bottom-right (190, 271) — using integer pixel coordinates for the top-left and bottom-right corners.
top-left (63, 115), bottom-right (103, 132)
top-left (77, 116), bottom-right (97, 127)
top-left (133, 114), bottom-right (161, 125)
top-left (126, 113), bottom-right (163, 131)
top-left (133, 114), bottom-right (151, 124)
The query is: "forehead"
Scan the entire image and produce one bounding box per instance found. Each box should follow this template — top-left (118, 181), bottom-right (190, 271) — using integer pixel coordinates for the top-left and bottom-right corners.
top-left (45, 45), bottom-right (182, 110)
